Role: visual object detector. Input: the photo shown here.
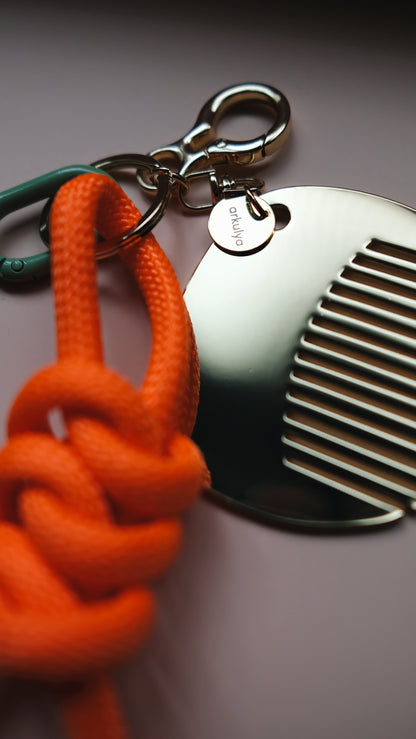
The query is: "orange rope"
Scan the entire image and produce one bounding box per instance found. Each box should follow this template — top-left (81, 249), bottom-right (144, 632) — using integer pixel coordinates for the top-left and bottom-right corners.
top-left (0, 173), bottom-right (210, 738)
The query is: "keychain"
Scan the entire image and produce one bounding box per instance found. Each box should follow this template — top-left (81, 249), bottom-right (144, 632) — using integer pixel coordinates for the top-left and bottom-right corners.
top-left (133, 82), bottom-right (416, 531)
top-left (3, 82), bottom-right (416, 533)
top-left (0, 81), bottom-right (415, 738)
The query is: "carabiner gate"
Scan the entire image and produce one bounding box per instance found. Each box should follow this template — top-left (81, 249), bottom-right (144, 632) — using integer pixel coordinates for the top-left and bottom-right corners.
top-left (0, 165), bottom-right (109, 282)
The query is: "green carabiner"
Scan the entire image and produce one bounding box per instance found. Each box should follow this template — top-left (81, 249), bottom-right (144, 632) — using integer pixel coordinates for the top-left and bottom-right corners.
top-left (0, 165), bottom-right (109, 282)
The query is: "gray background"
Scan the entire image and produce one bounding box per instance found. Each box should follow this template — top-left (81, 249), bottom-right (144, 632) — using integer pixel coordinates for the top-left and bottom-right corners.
top-left (1, 2), bottom-right (415, 737)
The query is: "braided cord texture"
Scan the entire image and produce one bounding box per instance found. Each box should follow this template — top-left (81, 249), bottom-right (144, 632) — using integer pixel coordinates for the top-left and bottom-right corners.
top-left (0, 173), bottom-right (210, 739)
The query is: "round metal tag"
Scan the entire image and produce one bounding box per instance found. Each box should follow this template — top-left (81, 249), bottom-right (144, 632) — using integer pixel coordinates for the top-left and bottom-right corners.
top-left (186, 185), bottom-right (416, 530)
top-left (208, 194), bottom-right (275, 255)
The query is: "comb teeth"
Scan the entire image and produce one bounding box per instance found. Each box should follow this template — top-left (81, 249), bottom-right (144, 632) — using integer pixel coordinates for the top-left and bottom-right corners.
top-left (282, 239), bottom-right (416, 510)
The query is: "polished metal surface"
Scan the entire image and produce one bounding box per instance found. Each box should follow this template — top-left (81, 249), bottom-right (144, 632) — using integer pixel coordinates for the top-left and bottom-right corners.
top-left (184, 186), bottom-right (416, 529)
top-left (38, 154), bottom-right (177, 259)
top-left (137, 83), bottom-right (291, 196)
top-left (208, 193), bottom-right (275, 254)
top-left (177, 170), bottom-right (266, 212)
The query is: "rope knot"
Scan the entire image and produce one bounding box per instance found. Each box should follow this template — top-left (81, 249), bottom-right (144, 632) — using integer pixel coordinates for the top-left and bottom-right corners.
top-left (0, 173), bottom-right (209, 692)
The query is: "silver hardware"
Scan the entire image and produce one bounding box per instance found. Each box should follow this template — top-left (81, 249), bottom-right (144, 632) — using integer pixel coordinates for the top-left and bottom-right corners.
top-left (184, 185), bottom-right (416, 530)
top-left (89, 154), bottom-right (180, 258)
top-left (245, 188), bottom-right (270, 220)
top-left (136, 83), bottom-right (291, 198)
top-left (208, 192), bottom-right (275, 255)
top-left (38, 154), bottom-right (180, 259)
top-left (177, 169), bottom-right (265, 212)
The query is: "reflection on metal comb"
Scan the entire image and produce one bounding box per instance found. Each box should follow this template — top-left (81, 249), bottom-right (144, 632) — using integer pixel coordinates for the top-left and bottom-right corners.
top-left (184, 186), bottom-right (416, 529)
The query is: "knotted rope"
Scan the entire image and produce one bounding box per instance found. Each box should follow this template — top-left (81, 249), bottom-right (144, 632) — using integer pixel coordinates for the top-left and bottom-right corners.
top-left (0, 173), bottom-right (210, 738)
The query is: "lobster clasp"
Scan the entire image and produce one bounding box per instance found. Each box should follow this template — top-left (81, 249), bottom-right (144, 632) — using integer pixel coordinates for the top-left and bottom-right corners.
top-left (137, 83), bottom-right (291, 194)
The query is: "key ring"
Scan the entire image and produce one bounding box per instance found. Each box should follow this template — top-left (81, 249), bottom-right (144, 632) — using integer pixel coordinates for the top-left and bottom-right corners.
top-left (136, 83), bottom-right (291, 196)
top-left (39, 154), bottom-right (180, 260)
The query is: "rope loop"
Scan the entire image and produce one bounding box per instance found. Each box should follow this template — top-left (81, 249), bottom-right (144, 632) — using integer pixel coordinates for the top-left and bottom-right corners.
top-left (0, 173), bottom-right (209, 736)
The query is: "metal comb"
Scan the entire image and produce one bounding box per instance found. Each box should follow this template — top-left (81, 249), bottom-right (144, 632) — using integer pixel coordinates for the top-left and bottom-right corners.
top-left (184, 186), bottom-right (416, 529)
